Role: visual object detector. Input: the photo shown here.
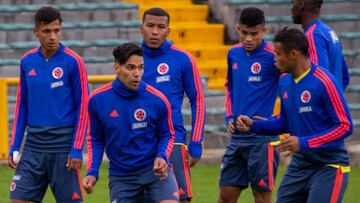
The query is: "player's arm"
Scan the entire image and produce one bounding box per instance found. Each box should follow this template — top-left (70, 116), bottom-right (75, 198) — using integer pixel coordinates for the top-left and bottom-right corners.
top-left (68, 57), bottom-right (89, 169)
top-left (9, 64), bottom-right (28, 169)
top-left (307, 31), bottom-right (329, 69)
top-left (153, 90), bottom-right (174, 178)
top-left (83, 98), bottom-right (105, 193)
top-left (298, 78), bottom-right (352, 150)
top-left (181, 54), bottom-right (205, 165)
top-left (225, 51), bottom-right (234, 133)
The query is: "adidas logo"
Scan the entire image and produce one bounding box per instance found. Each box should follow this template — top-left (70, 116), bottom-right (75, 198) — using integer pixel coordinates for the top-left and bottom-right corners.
top-left (282, 91), bottom-right (288, 99)
top-left (72, 192), bottom-right (80, 200)
top-left (109, 110), bottom-right (119, 117)
top-left (179, 188), bottom-right (185, 195)
top-left (28, 69), bottom-right (36, 76)
top-left (257, 179), bottom-right (266, 187)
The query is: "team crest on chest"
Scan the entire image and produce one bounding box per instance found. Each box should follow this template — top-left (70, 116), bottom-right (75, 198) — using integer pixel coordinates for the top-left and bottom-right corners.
top-left (52, 67), bottom-right (63, 79)
top-left (251, 62), bottom-right (261, 74)
top-left (10, 181), bottom-right (16, 192)
top-left (157, 63), bottom-right (169, 75)
top-left (300, 90), bottom-right (311, 103)
top-left (134, 108), bottom-right (146, 121)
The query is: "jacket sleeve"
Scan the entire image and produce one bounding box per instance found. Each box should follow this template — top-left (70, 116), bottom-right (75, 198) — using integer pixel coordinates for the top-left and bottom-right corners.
top-left (86, 98), bottom-right (105, 180)
top-left (69, 57), bottom-right (89, 159)
top-left (155, 92), bottom-right (175, 163)
top-left (250, 97), bottom-right (289, 135)
top-left (225, 51), bottom-right (233, 126)
top-left (9, 64), bottom-right (28, 156)
top-left (181, 53), bottom-right (205, 159)
top-left (298, 76), bottom-right (352, 150)
top-left (307, 31), bottom-right (329, 70)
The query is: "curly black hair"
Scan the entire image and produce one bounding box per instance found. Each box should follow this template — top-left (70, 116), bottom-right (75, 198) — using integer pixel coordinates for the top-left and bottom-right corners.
top-left (142, 7), bottom-right (170, 25)
top-left (238, 7), bottom-right (265, 27)
top-left (274, 27), bottom-right (308, 56)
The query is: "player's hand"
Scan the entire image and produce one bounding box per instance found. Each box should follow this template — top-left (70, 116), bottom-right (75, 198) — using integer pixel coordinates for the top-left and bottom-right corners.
top-left (82, 175), bottom-right (96, 194)
top-left (227, 119), bottom-right (235, 135)
top-left (8, 155), bottom-right (17, 169)
top-left (153, 157), bottom-right (168, 180)
top-left (236, 115), bottom-right (253, 132)
top-left (67, 155), bottom-right (82, 171)
top-left (189, 157), bottom-right (200, 168)
top-left (279, 135), bottom-right (300, 153)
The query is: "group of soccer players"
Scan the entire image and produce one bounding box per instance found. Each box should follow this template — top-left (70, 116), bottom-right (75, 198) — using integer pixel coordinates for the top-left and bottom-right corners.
top-left (7, 0), bottom-right (353, 202)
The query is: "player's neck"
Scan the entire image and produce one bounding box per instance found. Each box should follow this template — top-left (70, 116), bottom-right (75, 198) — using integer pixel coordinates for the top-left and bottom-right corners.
top-left (292, 57), bottom-right (311, 78)
top-left (301, 13), bottom-right (320, 30)
top-left (41, 47), bottom-right (58, 61)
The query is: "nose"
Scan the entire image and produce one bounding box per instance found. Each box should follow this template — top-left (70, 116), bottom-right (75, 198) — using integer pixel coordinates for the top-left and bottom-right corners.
top-left (49, 31), bottom-right (56, 40)
top-left (152, 27), bottom-right (159, 35)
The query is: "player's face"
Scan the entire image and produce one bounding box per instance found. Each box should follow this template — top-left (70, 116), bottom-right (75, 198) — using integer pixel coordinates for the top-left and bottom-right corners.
top-left (140, 14), bottom-right (170, 49)
top-left (291, 0), bottom-right (303, 24)
top-left (236, 23), bottom-right (266, 52)
top-left (33, 19), bottom-right (62, 55)
top-left (115, 54), bottom-right (144, 91)
top-left (274, 42), bottom-right (293, 73)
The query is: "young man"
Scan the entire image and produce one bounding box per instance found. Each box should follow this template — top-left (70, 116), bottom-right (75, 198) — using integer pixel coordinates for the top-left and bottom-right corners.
top-left (140, 7), bottom-right (206, 202)
top-left (291, 0), bottom-right (349, 90)
top-left (237, 27), bottom-right (352, 203)
top-left (218, 7), bottom-right (281, 203)
top-left (8, 6), bottom-right (88, 203)
top-left (82, 43), bottom-right (179, 203)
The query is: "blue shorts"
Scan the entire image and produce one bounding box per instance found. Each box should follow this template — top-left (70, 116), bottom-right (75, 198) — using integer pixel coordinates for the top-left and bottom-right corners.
top-left (109, 167), bottom-right (179, 203)
top-left (277, 164), bottom-right (349, 203)
top-left (10, 150), bottom-right (83, 203)
top-left (219, 140), bottom-right (279, 191)
top-left (170, 144), bottom-right (192, 200)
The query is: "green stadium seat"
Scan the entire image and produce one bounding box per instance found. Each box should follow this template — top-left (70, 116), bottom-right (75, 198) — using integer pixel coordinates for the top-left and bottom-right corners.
top-left (346, 85), bottom-right (360, 92)
top-left (349, 68), bottom-right (360, 76)
top-left (339, 32), bottom-right (360, 39)
top-left (0, 43), bottom-right (9, 50)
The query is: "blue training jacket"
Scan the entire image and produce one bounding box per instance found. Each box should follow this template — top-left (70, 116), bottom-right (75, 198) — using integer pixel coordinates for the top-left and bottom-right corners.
top-left (141, 40), bottom-right (205, 159)
top-left (225, 40), bottom-right (281, 141)
top-left (251, 64), bottom-right (353, 167)
top-left (10, 44), bottom-right (89, 159)
top-left (305, 19), bottom-right (349, 90)
top-left (86, 79), bottom-right (175, 179)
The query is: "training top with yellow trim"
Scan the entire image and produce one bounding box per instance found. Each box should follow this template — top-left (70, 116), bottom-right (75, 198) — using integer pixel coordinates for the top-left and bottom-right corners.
top-left (251, 64), bottom-right (353, 167)
top-left (9, 43), bottom-right (89, 160)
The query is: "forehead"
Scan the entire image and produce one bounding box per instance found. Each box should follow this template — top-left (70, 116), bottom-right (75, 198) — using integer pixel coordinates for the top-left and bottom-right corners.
top-left (125, 55), bottom-right (144, 65)
top-left (143, 14), bottom-right (169, 25)
top-left (36, 20), bottom-right (61, 30)
top-left (238, 24), bottom-right (264, 33)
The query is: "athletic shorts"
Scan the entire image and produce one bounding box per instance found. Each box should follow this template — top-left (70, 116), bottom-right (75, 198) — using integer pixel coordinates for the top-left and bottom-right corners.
top-left (277, 164), bottom-right (349, 203)
top-left (219, 139), bottom-right (279, 191)
top-left (109, 167), bottom-right (179, 203)
top-left (10, 150), bottom-right (83, 203)
top-left (170, 144), bottom-right (192, 201)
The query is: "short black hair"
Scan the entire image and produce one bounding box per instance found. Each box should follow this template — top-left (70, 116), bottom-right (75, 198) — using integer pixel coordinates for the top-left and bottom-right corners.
top-left (274, 27), bottom-right (308, 56)
top-left (305, 0), bottom-right (323, 14)
top-left (239, 7), bottom-right (265, 27)
top-left (113, 43), bottom-right (143, 65)
top-left (142, 7), bottom-right (170, 24)
top-left (34, 6), bottom-right (62, 27)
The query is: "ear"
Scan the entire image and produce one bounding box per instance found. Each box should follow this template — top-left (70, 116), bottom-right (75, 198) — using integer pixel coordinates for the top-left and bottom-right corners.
top-left (289, 49), bottom-right (299, 59)
top-left (114, 63), bottom-right (119, 73)
top-left (140, 25), bottom-right (144, 35)
top-left (299, 0), bottom-right (305, 10)
top-left (33, 27), bottom-right (38, 37)
top-left (235, 24), bottom-right (241, 33)
top-left (262, 25), bottom-right (268, 35)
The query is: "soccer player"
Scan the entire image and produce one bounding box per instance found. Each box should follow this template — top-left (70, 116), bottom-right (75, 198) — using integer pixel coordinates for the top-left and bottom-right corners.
top-left (291, 0), bottom-right (349, 90)
top-left (8, 6), bottom-right (88, 203)
top-left (140, 7), bottom-right (206, 202)
top-left (218, 7), bottom-right (281, 203)
top-left (237, 27), bottom-right (352, 203)
top-left (82, 43), bottom-right (179, 203)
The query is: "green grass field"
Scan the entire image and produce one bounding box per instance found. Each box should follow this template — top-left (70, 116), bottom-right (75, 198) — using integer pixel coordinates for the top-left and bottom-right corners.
top-left (1, 163), bottom-right (360, 202)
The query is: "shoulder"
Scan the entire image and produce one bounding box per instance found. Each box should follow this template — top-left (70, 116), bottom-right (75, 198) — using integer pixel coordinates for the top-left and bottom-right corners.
top-left (20, 47), bottom-right (40, 62)
top-left (228, 43), bottom-right (243, 53)
top-left (62, 47), bottom-right (85, 65)
top-left (89, 82), bottom-right (113, 102)
top-left (262, 42), bottom-right (275, 55)
top-left (312, 66), bottom-right (338, 86)
top-left (169, 45), bottom-right (195, 62)
top-left (144, 84), bottom-right (170, 108)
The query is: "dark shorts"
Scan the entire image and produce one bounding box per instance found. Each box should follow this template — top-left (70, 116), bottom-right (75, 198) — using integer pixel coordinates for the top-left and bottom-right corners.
top-left (277, 165), bottom-right (349, 203)
top-left (109, 167), bottom-right (179, 203)
top-left (170, 144), bottom-right (192, 201)
top-left (219, 139), bottom-right (279, 191)
top-left (10, 150), bottom-right (83, 203)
